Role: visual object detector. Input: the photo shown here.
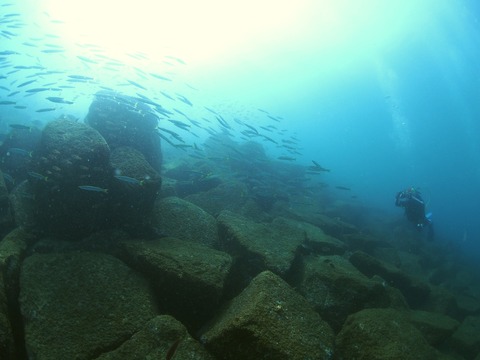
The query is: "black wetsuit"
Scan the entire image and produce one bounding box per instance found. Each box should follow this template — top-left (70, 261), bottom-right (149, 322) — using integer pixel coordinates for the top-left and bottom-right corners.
top-left (395, 189), bottom-right (434, 240)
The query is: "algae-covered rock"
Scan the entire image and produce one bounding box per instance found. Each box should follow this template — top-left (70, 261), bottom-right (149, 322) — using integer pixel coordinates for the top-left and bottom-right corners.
top-left (152, 196), bottom-right (219, 247)
top-left (274, 217), bottom-right (347, 255)
top-left (451, 315), bottom-right (480, 359)
top-left (296, 255), bottom-right (399, 331)
top-left (201, 271), bottom-right (335, 360)
top-left (408, 310), bottom-right (460, 346)
top-left (8, 180), bottom-right (37, 231)
top-left (94, 315), bottom-right (215, 360)
top-left (0, 169), bottom-right (13, 234)
top-left (307, 213), bottom-right (358, 238)
top-left (0, 228), bottom-right (35, 358)
top-left (109, 146), bottom-right (161, 232)
top-left (349, 250), bottom-right (431, 308)
top-left (119, 237), bottom-right (232, 330)
top-left (0, 272), bottom-right (15, 359)
top-left (20, 252), bottom-right (157, 360)
top-left (185, 181), bottom-right (249, 216)
top-left (335, 308), bottom-right (439, 360)
top-left (85, 90), bottom-right (162, 172)
top-left (217, 211), bottom-right (305, 277)
top-left (30, 119), bottom-right (111, 238)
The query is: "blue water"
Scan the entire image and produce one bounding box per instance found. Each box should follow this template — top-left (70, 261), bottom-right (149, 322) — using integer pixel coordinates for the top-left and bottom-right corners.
top-left (1, 1), bottom-right (479, 261)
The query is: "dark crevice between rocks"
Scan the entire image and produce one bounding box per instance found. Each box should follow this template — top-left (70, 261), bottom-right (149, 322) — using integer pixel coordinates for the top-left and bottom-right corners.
top-left (89, 332), bottom-right (135, 359)
top-left (3, 255), bottom-right (27, 360)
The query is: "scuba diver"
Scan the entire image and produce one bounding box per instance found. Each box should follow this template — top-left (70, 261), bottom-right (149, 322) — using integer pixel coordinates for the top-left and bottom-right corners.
top-left (395, 187), bottom-right (434, 240)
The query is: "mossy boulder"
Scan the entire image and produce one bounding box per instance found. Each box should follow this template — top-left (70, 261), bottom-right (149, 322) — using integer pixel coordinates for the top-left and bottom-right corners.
top-left (275, 217), bottom-right (347, 255)
top-left (185, 181), bottom-right (249, 217)
top-left (349, 250), bottom-right (431, 308)
top-left (0, 272), bottom-right (15, 359)
top-left (450, 315), bottom-right (480, 359)
top-left (20, 252), bottom-right (157, 360)
top-left (152, 196), bottom-right (219, 247)
top-left (296, 255), bottom-right (403, 332)
top-left (335, 308), bottom-right (439, 359)
top-left (201, 271), bottom-right (335, 359)
top-left (8, 180), bottom-right (37, 231)
top-left (119, 237), bottom-right (232, 331)
top-left (30, 119), bottom-right (111, 238)
top-left (408, 310), bottom-right (460, 346)
top-left (108, 146), bottom-right (161, 232)
top-left (85, 90), bottom-right (162, 172)
top-left (217, 211), bottom-right (305, 284)
top-left (0, 170), bottom-right (13, 234)
top-left (94, 315), bottom-right (215, 360)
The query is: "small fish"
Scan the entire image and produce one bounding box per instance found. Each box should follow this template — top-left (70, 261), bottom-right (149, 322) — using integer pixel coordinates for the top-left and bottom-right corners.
top-left (127, 79), bottom-right (147, 91)
top-left (28, 171), bottom-right (48, 181)
top-left (309, 160), bottom-right (330, 172)
top-left (278, 156), bottom-right (296, 161)
top-left (2, 173), bottom-right (14, 184)
top-left (77, 55), bottom-right (97, 64)
top-left (0, 50), bottom-right (18, 55)
top-left (9, 124), bottom-right (31, 130)
top-left (176, 94), bottom-right (192, 106)
top-left (68, 74), bottom-right (93, 81)
top-left (36, 107), bottom-right (56, 112)
top-left (17, 79), bottom-right (36, 88)
top-left (336, 186), bottom-right (351, 191)
top-left (150, 72), bottom-right (172, 81)
top-left (41, 49), bottom-right (64, 53)
top-left (0, 100), bottom-right (15, 105)
top-left (46, 96), bottom-right (73, 104)
top-left (7, 147), bottom-right (32, 157)
top-left (78, 185), bottom-right (108, 193)
top-left (25, 87), bottom-right (50, 93)
top-left (114, 175), bottom-right (144, 186)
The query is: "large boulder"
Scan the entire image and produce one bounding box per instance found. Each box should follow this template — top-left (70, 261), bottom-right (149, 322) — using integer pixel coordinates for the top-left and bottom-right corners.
top-left (407, 310), bottom-right (460, 346)
top-left (276, 217), bottom-right (347, 255)
top-left (29, 119), bottom-right (111, 238)
top-left (119, 237), bottom-right (232, 331)
top-left (217, 211), bottom-right (305, 290)
top-left (108, 146), bottom-right (161, 233)
top-left (450, 315), bottom-right (480, 359)
top-left (335, 308), bottom-right (440, 359)
top-left (85, 90), bottom-right (162, 172)
top-left (296, 255), bottom-right (405, 331)
top-left (0, 170), bottom-right (13, 236)
top-left (20, 252), bottom-right (157, 360)
top-left (201, 271), bottom-right (335, 359)
top-left (152, 196), bottom-right (219, 247)
top-left (94, 315), bottom-right (215, 360)
top-left (349, 250), bottom-right (431, 308)
top-left (185, 181), bottom-right (249, 217)
top-left (0, 125), bottom-right (41, 185)
top-left (0, 272), bottom-right (15, 359)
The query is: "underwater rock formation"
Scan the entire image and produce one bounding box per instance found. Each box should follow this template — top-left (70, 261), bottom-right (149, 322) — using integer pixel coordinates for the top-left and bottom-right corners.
top-left (152, 196), bottom-right (219, 247)
top-left (85, 90), bottom-right (162, 173)
top-left (19, 252), bottom-right (157, 359)
top-left (108, 146), bottom-right (161, 233)
top-left (201, 270), bottom-right (335, 360)
top-left (119, 237), bottom-right (232, 331)
top-left (0, 170), bottom-right (12, 235)
top-left (217, 210), bottom-right (306, 280)
top-left (94, 315), bottom-right (215, 360)
top-left (30, 119), bottom-right (111, 238)
top-left (335, 308), bottom-right (441, 359)
top-left (296, 254), bottom-right (405, 332)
